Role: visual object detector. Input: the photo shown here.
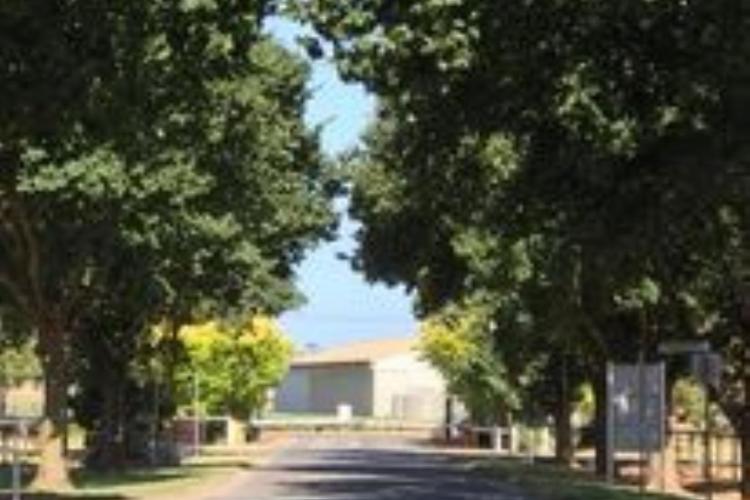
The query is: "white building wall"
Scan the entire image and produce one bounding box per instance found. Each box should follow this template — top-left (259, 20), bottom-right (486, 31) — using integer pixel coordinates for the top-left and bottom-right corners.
top-left (275, 354), bottom-right (447, 422)
top-left (274, 368), bottom-right (311, 413)
top-left (275, 364), bottom-right (374, 416)
top-left (372, 354), bottom-right (447, 423)
top-left (307, 364), bottom-right (373, 416)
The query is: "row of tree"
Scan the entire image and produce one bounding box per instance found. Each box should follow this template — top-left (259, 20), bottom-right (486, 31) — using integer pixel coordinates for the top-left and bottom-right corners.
top-left (1, 1), bottom-right (335, 490)
top-left (295, 0), bottom-right (750, 497)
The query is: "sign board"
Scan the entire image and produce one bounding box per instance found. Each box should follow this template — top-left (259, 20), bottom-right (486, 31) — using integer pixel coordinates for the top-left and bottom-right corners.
top-left (658, 340), bottom-right (710, 355)
top-left (608, 363), bottom-right (666, 452)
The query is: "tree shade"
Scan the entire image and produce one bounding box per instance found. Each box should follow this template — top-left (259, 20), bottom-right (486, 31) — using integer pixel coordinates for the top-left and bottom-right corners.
top-left (297, 0), bottom-right (750, 495)
top-left (0, 2), bottom-right (336, 488)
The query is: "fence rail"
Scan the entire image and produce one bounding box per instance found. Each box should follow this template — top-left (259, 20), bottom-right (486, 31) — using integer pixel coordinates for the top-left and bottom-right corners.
top-left (672, 428), bottom-right (742, 481)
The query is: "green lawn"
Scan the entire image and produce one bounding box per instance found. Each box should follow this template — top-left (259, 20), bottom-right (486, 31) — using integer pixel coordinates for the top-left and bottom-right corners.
top-left (0, 456), bottom-right (250, 499)
top-left (474, 459), bottom-right (690, 500)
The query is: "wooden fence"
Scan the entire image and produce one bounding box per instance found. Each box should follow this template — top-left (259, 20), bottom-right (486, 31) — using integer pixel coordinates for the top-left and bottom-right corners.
top-left (672, 428), bottom-right (742, 481)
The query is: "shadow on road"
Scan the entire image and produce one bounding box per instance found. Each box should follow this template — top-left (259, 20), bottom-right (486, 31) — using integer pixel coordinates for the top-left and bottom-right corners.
top-left (3, 495), bottom-right (126, 500)
top-left (270, 447), bottom-right (522, 500)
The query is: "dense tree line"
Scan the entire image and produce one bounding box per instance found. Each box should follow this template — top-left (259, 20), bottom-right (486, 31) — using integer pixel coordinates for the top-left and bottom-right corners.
top-left (296, 0), bottom-right (750, 496)
top-left (0, 1), bottom-right (335, 489)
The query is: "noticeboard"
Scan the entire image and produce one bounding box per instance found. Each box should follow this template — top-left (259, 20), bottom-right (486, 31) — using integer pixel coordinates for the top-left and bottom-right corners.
top-left (607, 363), bottom-right (666, 452)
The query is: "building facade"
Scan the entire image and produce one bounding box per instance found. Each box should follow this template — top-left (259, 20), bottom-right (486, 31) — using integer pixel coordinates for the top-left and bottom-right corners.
top-left (274, 338), bottom-right (447, 423)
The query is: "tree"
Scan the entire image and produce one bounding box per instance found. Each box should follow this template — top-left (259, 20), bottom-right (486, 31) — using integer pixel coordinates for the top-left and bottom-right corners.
top-left (299, 0), bottom-right (750, 493)
top-left (177, 317), bottom-right (292, 443)
top-left (0, 0), bottom-right (268, 488)
top-left (0, 2), bottom-right (336, 488)
top-left (419, 302), bottom-right (520, 425)
top-left (69, 247), bottom-right (168, 469)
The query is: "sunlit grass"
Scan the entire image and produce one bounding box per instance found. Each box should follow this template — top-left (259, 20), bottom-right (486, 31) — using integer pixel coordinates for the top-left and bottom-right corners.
top-left (0, 459), bottom-right (248, 499)
top-left (475, 459), bottom-right (689, 500)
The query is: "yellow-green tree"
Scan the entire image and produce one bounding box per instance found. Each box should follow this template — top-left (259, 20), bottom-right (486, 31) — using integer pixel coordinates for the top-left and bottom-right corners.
top-left (178, 317), bottom-right (292, 422)
top-left (419, 304), bottom-right (520, 425)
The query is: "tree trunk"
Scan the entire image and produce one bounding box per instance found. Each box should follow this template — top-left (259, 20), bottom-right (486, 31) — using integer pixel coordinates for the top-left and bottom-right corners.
top-left (164, 318), bottom-right (184, 456)
top-left (555, 407), bottom-right (574, 464)
top-left (32, 327), bottom-right (72, 492)
top-left (86, 389), bottom-right (127, 470)
top-left (742, 374), bottom-right (750, 500)
top-left (594, 364), bottom-right (608, 476)
top-left (555, 357), bottom-right (575, 464)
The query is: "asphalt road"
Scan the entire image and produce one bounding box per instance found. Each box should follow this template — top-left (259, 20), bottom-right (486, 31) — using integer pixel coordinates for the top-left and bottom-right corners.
top-left (203, 434), bottom-right (531, 500)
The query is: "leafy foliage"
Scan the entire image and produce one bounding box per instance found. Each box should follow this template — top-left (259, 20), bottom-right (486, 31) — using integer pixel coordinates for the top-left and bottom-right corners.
top-left (0, 341), bottom-right (42, 385)
top-left (419, 302), bottom-right (523, 424)
top-left (0, 1), bottom-right (336, 484)
top-left (298, 0), bottom-right (750, 485)
top-left (177, 317), bottom-right (292, 418)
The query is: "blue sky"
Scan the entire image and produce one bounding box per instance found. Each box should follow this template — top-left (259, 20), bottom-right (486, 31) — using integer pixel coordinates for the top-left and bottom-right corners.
top-left (266, 18), bottom-right (417, 348)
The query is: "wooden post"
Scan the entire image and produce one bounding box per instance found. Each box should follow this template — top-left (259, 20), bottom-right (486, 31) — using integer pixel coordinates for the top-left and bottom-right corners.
top-left (704, 355), bottom-right (713, 500)
top-left (606, 362), bottom-right (615, 483)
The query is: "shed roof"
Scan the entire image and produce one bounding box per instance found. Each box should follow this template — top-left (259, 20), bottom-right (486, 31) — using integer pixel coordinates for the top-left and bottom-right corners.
top-left (291, 337), bottom-right (418, 367)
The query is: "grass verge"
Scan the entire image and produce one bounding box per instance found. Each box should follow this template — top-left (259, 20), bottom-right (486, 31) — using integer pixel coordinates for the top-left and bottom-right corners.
top-left (73, 464), bottom-right (237, 498)
top-left (473, 459), bottom-right (690, 500)
top-left (0, 454), bottom-right (252, 499)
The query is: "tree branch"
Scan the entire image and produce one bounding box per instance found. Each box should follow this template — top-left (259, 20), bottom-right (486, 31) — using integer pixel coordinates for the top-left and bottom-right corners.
top-left (0, 269), bottom-right (34, 322)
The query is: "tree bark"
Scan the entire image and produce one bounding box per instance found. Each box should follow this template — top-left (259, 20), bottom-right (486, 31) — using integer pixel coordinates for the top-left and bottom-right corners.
top-left (31, 327), bottom-right (73, 492)
top-left (594, 363), bottom-right (608, 476)
top-left (555, 356), bottom-right (575, 465)
top-left (86, 389), bottom-right (127, 470)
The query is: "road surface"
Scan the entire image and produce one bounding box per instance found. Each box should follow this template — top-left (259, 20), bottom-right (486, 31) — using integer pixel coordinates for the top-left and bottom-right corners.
top-left (203, 434), bottom-right (531, 499)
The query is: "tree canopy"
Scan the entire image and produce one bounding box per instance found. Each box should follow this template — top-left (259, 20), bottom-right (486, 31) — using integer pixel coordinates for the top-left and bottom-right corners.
top-left (419, 302), bottom-right (523, 424)
top-left (1, 2), bottom-right (336, 487)
top-left (297, 0), bottom-right (750, 492)
top-left (178, 317), bottom-right (292, 419)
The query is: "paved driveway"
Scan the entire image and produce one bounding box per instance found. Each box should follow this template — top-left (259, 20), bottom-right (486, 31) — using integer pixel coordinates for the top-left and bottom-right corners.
top-left (202, 434), bottom-right (531, 500)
